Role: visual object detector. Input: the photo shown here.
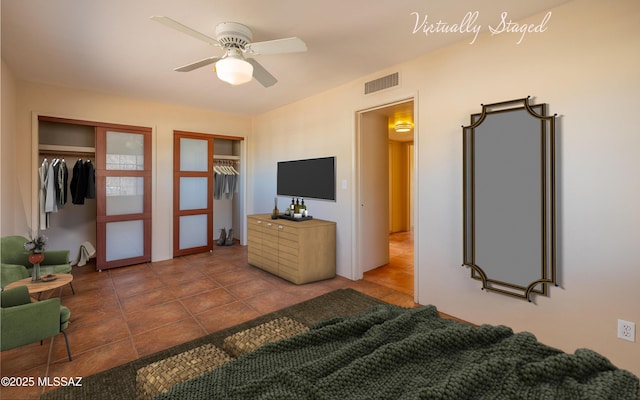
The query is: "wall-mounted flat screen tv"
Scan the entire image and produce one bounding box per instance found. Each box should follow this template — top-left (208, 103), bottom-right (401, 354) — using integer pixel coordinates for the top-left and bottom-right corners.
top-left (277, 156), bottom-right (336, 201)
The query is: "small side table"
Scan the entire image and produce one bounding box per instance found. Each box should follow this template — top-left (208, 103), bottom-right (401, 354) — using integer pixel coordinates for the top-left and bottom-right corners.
top-left (4, 274), bottom-right (74, 300)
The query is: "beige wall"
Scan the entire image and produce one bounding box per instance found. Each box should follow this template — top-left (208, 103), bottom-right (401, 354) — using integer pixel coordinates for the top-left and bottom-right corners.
top-left (251, 0), bottom-right (640, 375)
top-left (1, 59), bottom-right (19, 235)
top-left (3, 79), bottom-right (251, 262)
top-left (2, 0), bottom-right (638, 377)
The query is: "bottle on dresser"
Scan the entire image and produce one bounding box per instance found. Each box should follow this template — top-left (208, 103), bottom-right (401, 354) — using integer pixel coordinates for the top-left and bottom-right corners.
top-left (294, 198), bottom-right (301, 214)
top-left (287, 198), bottom-right (294, 215)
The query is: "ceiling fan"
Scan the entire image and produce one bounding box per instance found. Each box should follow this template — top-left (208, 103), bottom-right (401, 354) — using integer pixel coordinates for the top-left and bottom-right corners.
top-left (151, 16), bottom-right (307, 87)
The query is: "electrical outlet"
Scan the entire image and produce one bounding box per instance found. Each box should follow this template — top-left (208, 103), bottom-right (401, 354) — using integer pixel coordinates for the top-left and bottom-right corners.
top-left (617, 319), bottom-right (635, 343)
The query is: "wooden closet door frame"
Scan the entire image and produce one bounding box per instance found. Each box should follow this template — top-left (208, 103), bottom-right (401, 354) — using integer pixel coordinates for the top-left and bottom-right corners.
top-left (173, 131), bottom-right (214, 257)
top-left (173, 131), bottom-right (245, 257)
top-left (95, 125), bottom-right (152, 270)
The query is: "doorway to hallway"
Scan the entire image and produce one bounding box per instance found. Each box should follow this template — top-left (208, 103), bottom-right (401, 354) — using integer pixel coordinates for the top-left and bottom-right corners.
top-left (356, 98), bottom-right (415, 296)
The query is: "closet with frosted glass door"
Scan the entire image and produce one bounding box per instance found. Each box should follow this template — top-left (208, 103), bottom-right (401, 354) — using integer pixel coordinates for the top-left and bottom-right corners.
top-left (37, 116), bottom-right (152, 271)
top-left (173, 131), bottom-right (243, 257)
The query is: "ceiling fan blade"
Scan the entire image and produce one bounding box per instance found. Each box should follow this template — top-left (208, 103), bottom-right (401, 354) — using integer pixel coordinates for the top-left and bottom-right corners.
top-left (174, 56), bottom-right (220, 72)
top-left (150, 16), bottom-right (220, 47)
top-left (247, 37), bottom-right (307, 55)
top-left (246, 58), bottom-right (277, 87)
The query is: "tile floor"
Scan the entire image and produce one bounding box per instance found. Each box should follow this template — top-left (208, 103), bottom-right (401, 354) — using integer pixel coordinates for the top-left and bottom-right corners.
top-left (0, 234), bottom-right (416, 399)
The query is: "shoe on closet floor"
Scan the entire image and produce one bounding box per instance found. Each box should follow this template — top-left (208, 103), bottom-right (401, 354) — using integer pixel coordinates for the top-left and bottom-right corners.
top-left (216, 228), bottom-right (227, 246)
top-left (225, 229), bottom-right (234, 246)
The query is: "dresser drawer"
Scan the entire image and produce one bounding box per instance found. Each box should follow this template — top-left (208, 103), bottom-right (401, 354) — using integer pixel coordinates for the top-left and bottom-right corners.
top-left (279, 257), bottom-right (299, 274)
top-left (278, 268), bottom-right (301, 284)
top-left (277, 226), bottom-right (299, 242)
top-left (279, 243), bottom-right (299, 260)
top-left (260, 257), bottom-right (278, 274)
top-left (248, 252), bottom-right (262, 266)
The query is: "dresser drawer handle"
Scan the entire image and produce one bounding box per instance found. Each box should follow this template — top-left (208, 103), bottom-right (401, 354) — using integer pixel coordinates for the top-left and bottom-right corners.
top-left (267, 223), bottom-right (272, 227)
top-left (278, 225), bottom-right (284, 230)
top-left (257, 220), bottom-right (262, 224)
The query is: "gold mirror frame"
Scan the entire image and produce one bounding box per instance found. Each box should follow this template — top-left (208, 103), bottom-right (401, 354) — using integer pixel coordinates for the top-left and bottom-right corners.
top-left (462, 97), bottom-right (557, 302)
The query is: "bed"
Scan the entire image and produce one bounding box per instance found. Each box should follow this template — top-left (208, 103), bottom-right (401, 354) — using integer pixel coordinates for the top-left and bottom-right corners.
top-left (153, 304), bottom-right (639, 400)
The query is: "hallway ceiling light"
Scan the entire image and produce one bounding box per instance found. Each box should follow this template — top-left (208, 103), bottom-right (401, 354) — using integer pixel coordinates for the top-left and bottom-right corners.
top-left (394, 123), bottom-right (413, 133)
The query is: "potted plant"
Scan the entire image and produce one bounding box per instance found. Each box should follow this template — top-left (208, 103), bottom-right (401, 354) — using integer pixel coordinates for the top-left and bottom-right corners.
top-left (24, 232), bottom-right (47, 281)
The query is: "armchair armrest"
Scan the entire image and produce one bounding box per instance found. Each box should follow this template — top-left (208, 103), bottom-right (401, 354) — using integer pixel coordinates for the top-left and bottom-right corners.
top-left (0, 285), bottom-right (31, 307)
top-left (41, 250), bottom-right (70, 265)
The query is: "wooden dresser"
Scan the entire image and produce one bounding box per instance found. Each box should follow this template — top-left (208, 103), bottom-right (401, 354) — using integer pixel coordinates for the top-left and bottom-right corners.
top-left (247, 214), bottom-right (336, 284)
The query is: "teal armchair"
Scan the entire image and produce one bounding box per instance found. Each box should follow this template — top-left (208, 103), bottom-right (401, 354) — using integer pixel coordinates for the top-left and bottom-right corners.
top-left (0, 236), bottom-right (75, 293)
top-left (1, 285), bottom-right (72, 361)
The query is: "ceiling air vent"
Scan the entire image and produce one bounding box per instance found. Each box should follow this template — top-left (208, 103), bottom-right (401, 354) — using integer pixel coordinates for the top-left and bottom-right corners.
top-left (364, 72), bottom-right (399, 95)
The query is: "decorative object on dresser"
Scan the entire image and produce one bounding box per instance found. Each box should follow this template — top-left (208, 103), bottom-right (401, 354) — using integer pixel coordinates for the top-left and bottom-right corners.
top-left (271, 197), bottom-right (280, 219)
top-left (247, 214), bottom-right (336, 284)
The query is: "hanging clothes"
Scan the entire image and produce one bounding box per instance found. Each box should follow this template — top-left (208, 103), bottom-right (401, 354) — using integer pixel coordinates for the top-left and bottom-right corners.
top-left (214, 165), bottom-right (225, 200)
top-left (213, 161), bottom-right (239, 200)
top-left (57, 158), bottom-right (68, 208)
top-left (225, 164), bottom-right (239, 200)
top-left (39, 157), bottom-right (70, 229)
top-left (45, 159), bottom-right (59, 213)
top-left (84, 160), bottom-right (95, 199)
top-left (39, 158), bottom-right (50, 230)
top-left (70, 159), bottom-right (86, 204)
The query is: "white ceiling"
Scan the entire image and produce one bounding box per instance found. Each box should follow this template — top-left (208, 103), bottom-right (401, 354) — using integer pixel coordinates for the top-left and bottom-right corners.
top-left (1, 0), bottom-right (569, 116)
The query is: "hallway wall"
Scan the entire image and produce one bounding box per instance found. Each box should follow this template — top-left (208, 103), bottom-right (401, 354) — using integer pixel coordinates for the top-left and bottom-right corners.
top-left (389, 140), bottom-right (411, 233)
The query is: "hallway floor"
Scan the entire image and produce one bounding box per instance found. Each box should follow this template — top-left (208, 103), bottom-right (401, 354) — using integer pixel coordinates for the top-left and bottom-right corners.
top-left (363, 231), bottom-right (414, 295)
top-left (0, 243), bottom-right (417, 399)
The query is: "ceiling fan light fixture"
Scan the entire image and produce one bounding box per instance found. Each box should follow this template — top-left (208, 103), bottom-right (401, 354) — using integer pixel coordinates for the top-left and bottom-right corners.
top-left (215, 54), bottom-right (253, 85)
top-left (395, 123), bottom-right (413, 133)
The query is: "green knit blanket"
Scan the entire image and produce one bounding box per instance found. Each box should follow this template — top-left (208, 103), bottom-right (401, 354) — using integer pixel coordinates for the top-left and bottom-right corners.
top-left (155, 305), bottom-right (639, 400)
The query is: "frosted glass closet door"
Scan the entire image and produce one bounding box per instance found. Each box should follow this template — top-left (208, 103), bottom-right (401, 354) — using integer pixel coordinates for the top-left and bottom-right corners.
top-left (105, 176), bottom-right (145, 261)
top-left (179, 138), bottom-right (208, 249)
top-left (96, 127), bottom-right (152, 270)
top-left (173, 133), bottom-right (213, 256)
